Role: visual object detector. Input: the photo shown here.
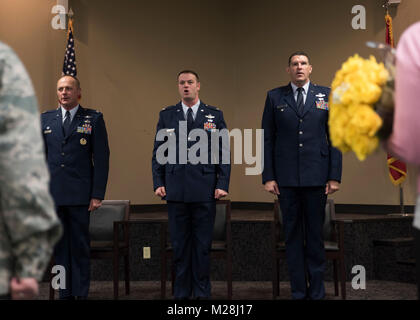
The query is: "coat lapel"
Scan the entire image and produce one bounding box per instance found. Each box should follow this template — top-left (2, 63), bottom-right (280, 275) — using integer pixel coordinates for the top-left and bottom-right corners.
top-left (302, 83), bottom-right (316, 118)
top-left (175, 102), bottom-right (185, 122)
top-left (282, 84), bottom-right (299, 115)
top-left (193, 102), bottom-right (206, 130)
top-left (51, 108), bottom-right (64, 140)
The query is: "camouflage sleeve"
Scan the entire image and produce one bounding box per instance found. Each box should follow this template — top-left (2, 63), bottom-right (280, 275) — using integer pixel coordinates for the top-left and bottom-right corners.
top-left (0, 42), bottom-right (62, 282)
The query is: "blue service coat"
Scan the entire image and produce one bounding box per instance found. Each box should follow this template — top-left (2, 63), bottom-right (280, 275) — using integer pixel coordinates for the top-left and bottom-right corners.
top-left (262, 83), bottom-right (342, 186)
top-left (41, 106), bottom-right (110, 206)
top-left (152, 102), bottom-right (231, 203)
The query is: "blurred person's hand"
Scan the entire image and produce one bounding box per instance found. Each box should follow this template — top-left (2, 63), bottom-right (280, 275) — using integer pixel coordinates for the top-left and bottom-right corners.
top-left (10, 278), bottom-right (39, 300)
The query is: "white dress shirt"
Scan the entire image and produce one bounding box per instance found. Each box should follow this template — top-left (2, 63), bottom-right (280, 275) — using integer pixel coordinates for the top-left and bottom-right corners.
top-left (182, 100), bottom-right (200, 120)
top-left (291, 81), bottom-right (310, 105)
top-left (61, 104), bottom-right (79, 123)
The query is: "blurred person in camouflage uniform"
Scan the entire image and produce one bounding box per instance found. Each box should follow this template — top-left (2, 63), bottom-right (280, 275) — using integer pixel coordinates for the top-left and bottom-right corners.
top-left (0, 41), bottom-right (62, 300)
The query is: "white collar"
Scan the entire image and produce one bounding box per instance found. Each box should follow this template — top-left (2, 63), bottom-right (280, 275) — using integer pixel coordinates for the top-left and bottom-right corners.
top-left (61, 104), bottom-right (79, 120)
top-left (291, 81), bottom-right (310, 94)
top-left (182, 100), bottom-right (200, 116)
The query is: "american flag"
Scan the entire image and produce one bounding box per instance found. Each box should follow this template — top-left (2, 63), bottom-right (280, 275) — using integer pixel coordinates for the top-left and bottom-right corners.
top-left (62, 19), bottom-right (77, 76)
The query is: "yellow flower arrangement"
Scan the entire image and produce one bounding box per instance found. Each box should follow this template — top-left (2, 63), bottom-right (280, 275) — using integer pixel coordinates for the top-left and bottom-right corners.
top-left (329, 54), bottom-right (389, 161)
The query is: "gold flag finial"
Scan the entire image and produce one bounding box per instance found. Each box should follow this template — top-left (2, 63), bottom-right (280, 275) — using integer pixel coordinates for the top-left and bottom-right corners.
top-left (68, 7), bottom-right (74, 19)
top-left (382, 1), bottom-right (389, 15)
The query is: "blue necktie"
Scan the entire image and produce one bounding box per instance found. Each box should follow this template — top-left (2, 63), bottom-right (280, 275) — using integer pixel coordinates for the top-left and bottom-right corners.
top-left (187, 108), bottom-right (194, 133)
top-left (63, 110), bottom-right (71, 136)
top-left (297, 87), bottom-right (304, 115)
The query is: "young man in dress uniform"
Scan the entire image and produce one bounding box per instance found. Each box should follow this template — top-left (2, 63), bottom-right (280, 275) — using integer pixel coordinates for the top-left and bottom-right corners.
top-left (152, 70), bottom-right (231, 299)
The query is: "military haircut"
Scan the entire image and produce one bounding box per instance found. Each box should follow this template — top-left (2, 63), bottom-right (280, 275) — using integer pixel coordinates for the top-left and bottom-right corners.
top-left (177, 70), bottom-right (200, 82)
top-left (288, 51), bottom-right (310, 66)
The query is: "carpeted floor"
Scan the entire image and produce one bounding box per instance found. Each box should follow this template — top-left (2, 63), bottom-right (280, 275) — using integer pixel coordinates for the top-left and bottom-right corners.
top-left (39, 280), bottom-right (417, 300)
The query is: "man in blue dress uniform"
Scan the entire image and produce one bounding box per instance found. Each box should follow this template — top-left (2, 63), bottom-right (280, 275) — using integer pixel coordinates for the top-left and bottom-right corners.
top-left (262, 52), bottom-right (342, 300)
top-left (152, 70), bottom-right (231, 299)
top-left (41, 75), bottom-right (110, 299)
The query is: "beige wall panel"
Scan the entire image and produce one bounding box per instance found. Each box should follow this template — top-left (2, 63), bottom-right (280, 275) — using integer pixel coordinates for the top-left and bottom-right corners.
top-left (1, 0), bottom-right (419, 205)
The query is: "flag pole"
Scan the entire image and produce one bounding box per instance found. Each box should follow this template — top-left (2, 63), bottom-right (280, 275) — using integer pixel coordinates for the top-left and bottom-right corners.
top-left (67, 8), bottom-right (74, 33)
top-left (400, 184), bottom-right (405, 215)
top-left (68, 7), bottom-right (74, 20)
top-left (382, 1), bottom-right (389, 15)
top-left (383, 1), bottom-right (407, 215)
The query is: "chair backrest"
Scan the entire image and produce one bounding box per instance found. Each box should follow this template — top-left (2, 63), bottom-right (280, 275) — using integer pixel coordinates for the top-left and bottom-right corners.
top-left (89, 200), bottom-right (130, 241)
top-left (274, 200), bottom-right (283, 226)
top-left (274, 200), bottom-right (285, 241)
top-left (323, 199), bottom-right (336, 241)
top-left (274, 198), bottom-right (336, 241)
top-left (213, 200), bottom-right (231, 241)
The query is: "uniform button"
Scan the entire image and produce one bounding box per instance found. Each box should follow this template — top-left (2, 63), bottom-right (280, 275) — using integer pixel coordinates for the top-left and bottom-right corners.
top-left (299, 119), bottom-right (303, 123)
top-left (299, 143), bottom-right (303, 147)
top-left (61, 164), bottom-right (65, 168)
top-left (61, 152), bottom-right (65, 156)
top-left (299, 131), bottom-right (303, 135)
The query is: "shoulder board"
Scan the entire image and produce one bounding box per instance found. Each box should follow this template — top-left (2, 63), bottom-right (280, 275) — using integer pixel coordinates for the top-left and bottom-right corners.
top-left (312, 84), bottom-right (330, 90)
top-left (161, 105), bottom-right (177, 112)
top-left (42, 109), bottom-right (56, 114)
top-left (204, 105), bottom-right (221, 112)
top-left (84, 108), bottom-right (103, 115)
top-left (270, 86), bottom-right (287, 94)
top-left (84, 108), bottom-right (99, 113)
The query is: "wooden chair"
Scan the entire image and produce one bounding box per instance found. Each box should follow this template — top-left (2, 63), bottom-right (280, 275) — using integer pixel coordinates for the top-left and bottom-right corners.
top-left (160, 200), bottom-right (232, 299)
top-left (271, 199), bottom-right (346, 299)
top-left (49, 200), bottom-right (131, 300)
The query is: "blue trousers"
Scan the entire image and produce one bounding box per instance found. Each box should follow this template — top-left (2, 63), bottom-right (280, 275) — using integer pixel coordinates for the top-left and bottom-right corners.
top-left (54, 205), bottom-right (90, 299)
top-left (278, 187), bottom-right (327, 300)
top-left (167, 201), bottom-right (216, 299)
